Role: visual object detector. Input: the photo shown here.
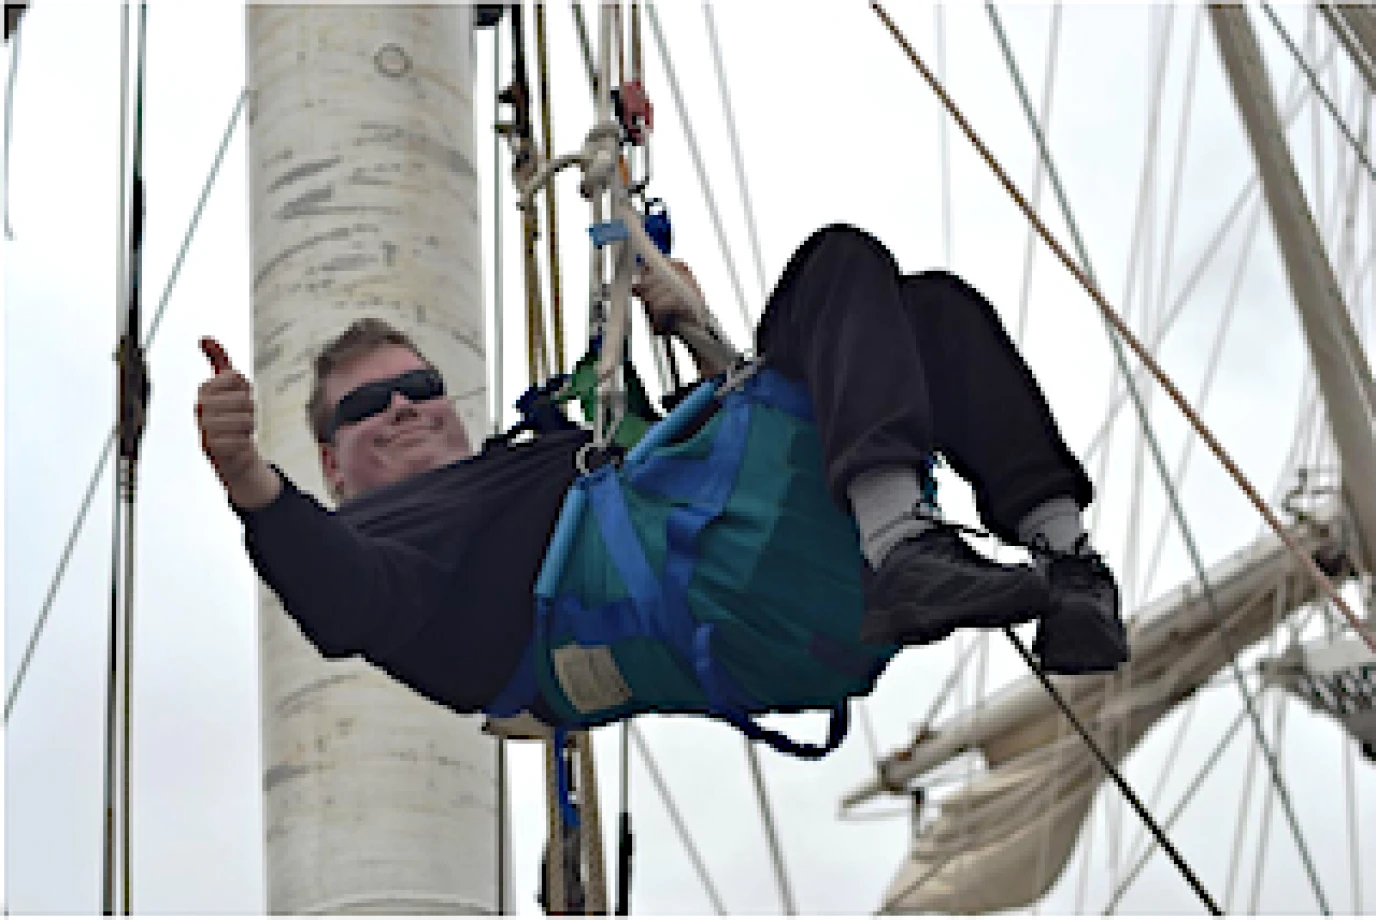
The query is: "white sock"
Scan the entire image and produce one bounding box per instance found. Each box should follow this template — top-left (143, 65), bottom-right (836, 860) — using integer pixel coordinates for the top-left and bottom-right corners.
top-left (848, 466), bottom-right (937, 569)
top-left (1016, 496), bottom-right (1086, 553)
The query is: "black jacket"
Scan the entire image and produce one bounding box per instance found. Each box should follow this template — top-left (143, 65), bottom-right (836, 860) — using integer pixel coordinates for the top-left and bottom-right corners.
top-left (235, 429), bottom-right (589, 713)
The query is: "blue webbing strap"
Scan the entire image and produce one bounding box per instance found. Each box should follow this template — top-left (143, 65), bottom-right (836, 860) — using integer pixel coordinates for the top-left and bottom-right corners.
top-left (692, 621), bottom-right (851, 760)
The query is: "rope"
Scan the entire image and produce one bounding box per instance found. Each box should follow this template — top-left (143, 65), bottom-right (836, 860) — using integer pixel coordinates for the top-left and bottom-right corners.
top-left (534, 4), bottom-right (566, 375)
top-left (629, 725), bottom-right (727, 915)
top-left (1102, 705), bottom-right (1250, 913)
top-left (643, 3), bottom-right (753, 334)
top-left (1000, 629), bottom-right (1222, 915)
top-left (701, 5), bottom-right (768, 300)
top-left (742, 742), bottom-right (796, 914)
top-left (3, 87), bottom-right (245, 727)
top-left (1262, 1), bottom-right (1376, 183)
top-left (984, 4), bottom-right (1332, 908)
top-left (873, 1), bottom-right (1374, 653)
top-left (492, 28), bottom-right (504, 435)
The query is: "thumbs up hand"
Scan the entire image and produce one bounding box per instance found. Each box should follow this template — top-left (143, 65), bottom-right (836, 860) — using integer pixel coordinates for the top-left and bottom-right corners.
top-left (196, 337), bottom-right (281, 511)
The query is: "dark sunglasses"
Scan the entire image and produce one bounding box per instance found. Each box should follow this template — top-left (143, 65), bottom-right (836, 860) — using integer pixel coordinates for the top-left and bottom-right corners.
top-left (326, 368), bottom-right (446, 440)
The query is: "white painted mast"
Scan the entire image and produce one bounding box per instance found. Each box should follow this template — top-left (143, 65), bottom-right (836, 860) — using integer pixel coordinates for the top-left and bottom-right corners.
top-left (246, 7), bottom-right (498, 913)
top-left (1209, 4), bottom-right (1376, 571)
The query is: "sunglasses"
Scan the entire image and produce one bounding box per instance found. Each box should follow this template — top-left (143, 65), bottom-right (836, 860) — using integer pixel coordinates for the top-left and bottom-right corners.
top-left (326, 368), bottom-right (446, 440)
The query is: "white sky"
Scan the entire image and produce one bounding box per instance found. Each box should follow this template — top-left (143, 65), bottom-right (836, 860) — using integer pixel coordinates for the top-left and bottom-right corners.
top-left (4, 0), bottom-right (1375, 915)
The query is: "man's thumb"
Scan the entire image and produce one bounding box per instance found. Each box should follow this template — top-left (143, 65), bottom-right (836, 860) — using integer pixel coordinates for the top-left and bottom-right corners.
top-left (200, 337), bottom-right (233, 375)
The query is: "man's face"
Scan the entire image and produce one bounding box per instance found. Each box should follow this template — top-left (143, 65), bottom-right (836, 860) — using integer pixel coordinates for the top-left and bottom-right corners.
top-left (319, 344), bottom-right (472, 502)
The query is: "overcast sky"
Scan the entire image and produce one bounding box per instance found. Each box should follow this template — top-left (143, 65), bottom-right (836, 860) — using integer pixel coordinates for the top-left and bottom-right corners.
top-left (4, 0), bottom-right (1375, 915)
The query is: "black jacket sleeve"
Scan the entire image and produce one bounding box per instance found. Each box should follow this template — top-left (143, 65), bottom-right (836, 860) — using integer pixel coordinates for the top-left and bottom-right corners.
top-left (233, 470), bottom-right (449, 659)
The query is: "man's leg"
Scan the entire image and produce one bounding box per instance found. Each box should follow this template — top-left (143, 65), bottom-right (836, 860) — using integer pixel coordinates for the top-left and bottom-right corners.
top-left (757, 225), bottom-right (1051, 648)
top-left (757, 226), bottom-right (1125, 672)
top-left (895, 270), bottom-right (1126, 673)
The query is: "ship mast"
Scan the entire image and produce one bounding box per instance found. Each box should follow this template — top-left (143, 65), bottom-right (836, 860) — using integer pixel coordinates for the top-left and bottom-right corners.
top-left (246, 7), bottom-right (499, 913)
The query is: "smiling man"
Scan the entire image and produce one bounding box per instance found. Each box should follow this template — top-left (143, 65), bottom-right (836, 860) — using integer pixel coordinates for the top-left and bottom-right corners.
top-left (197, 226), bottom-right (1129, 723)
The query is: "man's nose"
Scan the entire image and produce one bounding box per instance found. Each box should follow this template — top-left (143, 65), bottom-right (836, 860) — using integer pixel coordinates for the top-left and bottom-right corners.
top-left (387, 390), bottom-right (419, 416)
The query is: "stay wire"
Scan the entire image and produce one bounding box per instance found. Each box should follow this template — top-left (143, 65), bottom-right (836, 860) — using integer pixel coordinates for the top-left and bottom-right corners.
top-left (643, 2), bottom-right (752, 335)
top-left (1262, 1), bottom-right (1376, 184)
top-left (742, 742), bottom-right (797, 915)
top-left (701, 5), bottom-right (767, 301)
top-left (629, 725), bottom-right (727, 915)
top-left (1101, 705), bottom-right (1251, 913)
top-left (1080, 36), bottom-right (1335, 467)
top-left (103, 3), bottom-right (133, 911)
top-left (4, 13), bottom-right (20, 239)
top-left (4, 88), bottom-right (246, 727)
top-left (983, 4), bottom-right (1330, 910)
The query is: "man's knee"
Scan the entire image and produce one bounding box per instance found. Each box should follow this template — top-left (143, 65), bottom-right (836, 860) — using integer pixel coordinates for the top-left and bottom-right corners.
top-left (796, 223), bottom-right (898, 272)
top-left (904, 270), bottom-right (1004, 326)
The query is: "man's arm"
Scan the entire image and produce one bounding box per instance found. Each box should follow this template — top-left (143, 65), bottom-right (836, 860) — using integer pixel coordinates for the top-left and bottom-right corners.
top-left (235, 471), bottom-right (447, 657)
top-left (634, 259), bottom-right (743, 380)
top-left (198, 336), bottom-right (442, 657)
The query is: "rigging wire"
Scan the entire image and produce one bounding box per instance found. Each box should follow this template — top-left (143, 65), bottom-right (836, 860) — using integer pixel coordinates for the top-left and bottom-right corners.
top-left (534, 3), bottom-right (566, 375)
top-left (1102, 705), bottom-right (1251, 913)
top-left (742, 743), bottom-right (796, 915)
top-left (1261, 1), bottom-right (1376, 184)
top-left (870, 1), bottom-right (1347, 910)
top-left (1138, 203), bottom-right (1264, 604)
top-left (936, 3), bottom-right (950, 266)
top-left (1079, 39), bottom-right (1338, 467)
top-left (570, 1), bottom-right (597, 99)
top-left (488, 22), bottom-right (508, 914)
top-left (103, 5), bottom-right (134, 911)
top-left (4, 11), bottom-right (20, 239)
top-left (3, 87), bottom-right (246, 727)
top-left (1318, 3), bottom-right (1376, 98)
top-left (643, 2), bottom-right (752, 334)
top-left (1013, 1), bottom-right (1063, 348)
top-left (701, 4), bottom-right (767, 300)
top-left (1248, 689), bottom-right (1292, 914)
top-left (629, 725), bottom-right (727, 915)
top-left (983, 3), bottom-right (1332, 909)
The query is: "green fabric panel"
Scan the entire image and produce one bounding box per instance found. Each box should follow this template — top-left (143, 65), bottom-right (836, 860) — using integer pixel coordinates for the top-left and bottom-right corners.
top-left (536, 390), bottom-right (892, 724)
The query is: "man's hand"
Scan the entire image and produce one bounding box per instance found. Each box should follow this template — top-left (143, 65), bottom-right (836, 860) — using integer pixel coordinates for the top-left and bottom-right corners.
top-left (633, 258), bottom-right (709, 336)
top-left (196, 337), bottom-right (281, 511)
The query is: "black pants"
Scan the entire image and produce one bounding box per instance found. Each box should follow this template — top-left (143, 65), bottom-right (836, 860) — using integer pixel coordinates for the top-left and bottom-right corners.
top-left (756, 224), bottom-right (1093, 545)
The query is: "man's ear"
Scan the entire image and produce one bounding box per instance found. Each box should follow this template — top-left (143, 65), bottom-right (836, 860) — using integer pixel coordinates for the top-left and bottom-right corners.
top-left (319, 440), bottom-right (345, 502)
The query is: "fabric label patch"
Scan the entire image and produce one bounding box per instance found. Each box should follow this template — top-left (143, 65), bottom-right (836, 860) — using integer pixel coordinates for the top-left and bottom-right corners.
top-left (552, 645), bottom-right (633, 713)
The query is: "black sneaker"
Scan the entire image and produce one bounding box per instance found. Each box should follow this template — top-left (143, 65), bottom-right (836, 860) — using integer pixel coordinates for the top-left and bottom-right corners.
top-left (1029, 535), bottom-right (1129, 674)
top-left (860, 524), bottom-right (1052, 647)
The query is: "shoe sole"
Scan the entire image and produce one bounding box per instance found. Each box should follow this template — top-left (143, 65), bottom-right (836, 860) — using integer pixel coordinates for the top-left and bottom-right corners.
top-left (860, 590), bottom-right (1047, 647)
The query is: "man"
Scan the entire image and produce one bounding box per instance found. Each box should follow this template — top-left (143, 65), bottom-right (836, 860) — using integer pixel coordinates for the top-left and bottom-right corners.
top-left (198, 225), bottom-right (1126, 720)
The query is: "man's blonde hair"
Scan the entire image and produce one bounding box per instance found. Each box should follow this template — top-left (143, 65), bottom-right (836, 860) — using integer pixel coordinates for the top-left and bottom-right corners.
top-left (306, 318), bottom-right (433, 444)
